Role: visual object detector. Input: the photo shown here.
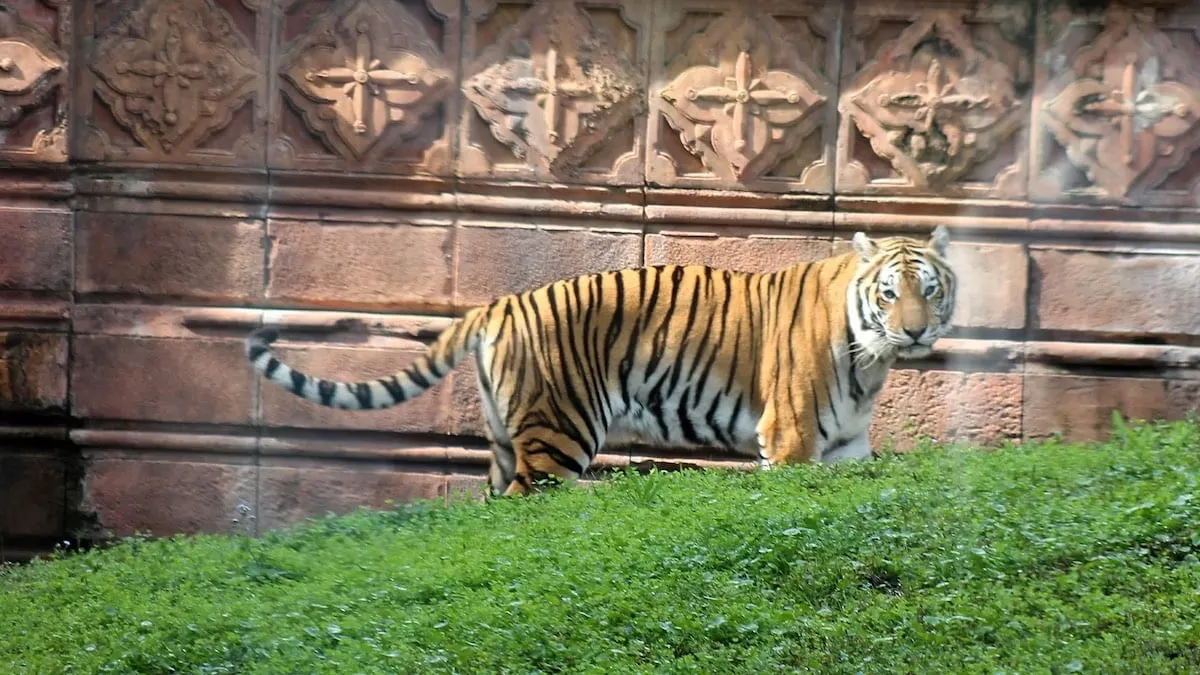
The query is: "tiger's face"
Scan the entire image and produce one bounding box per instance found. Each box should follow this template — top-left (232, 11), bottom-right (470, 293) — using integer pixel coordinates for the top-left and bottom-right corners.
top-left (850, 225), bottom-right (956, 361)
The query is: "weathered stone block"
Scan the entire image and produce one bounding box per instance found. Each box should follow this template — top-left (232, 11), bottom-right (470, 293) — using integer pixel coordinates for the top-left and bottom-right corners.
top-left (1023, 374), bottom-right (1197, 442)
top-left (76, 212), bottom-right (265, 303)
top-left (257, 463), bottom-right (445, 531)
top-left (0, 209), bottom-right (71, 291)
top-left (82, 457), bottom-right (256, 537)
top-left (944, 243), bottom-right (1028, 330)
top-left (870, 369), bottom-right (1024, 451)
top-left (0, 332), bottom-right (67, 414)
top-left (266, 219), bottom-right (454, 312)
top-left (1032, 249), bottom-right (1200, 337)
top-left (644, 232), bottom-right (832, 272)
top-left (72, 336), bottom-right (253, 425)
top-left (0, 453), bottom-right (65, 538)
top-left (447, 358), bottom-right (486, 438)
top-left (455, 224), bottom-right (641, 307)
top-left (445, 473), bottom-right (489, 503)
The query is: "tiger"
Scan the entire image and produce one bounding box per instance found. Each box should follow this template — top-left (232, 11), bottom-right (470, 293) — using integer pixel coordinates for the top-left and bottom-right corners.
top-left (245, 226), bottom-right (957, 497)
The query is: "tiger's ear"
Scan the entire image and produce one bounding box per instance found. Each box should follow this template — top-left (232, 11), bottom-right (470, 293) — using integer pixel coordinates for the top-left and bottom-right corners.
top-left (927, 225), bottom-right (949, 257)
top-left (851, 232), bottom-right (879, 262)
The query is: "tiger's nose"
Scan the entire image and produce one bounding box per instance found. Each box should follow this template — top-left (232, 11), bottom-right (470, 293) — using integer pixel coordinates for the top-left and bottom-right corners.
top-left (904, 328), bottom-right (924, 343)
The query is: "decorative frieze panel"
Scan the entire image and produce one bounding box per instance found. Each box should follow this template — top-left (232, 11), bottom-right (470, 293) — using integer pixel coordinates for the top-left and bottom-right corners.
top-left (1033, 2), bottom-right (1200, 206)
top-left (837, 3), bottom-right (1032, 198)
top-left (458, 0), bottom-right (648, 185)
top-left (272, 0), bottom-right (458, 174)
top-left (648, 2), bottom-right (838, 193)
top-left (75, 0), bottom-right (268, 165)
top-left (0, 1), bottom-right (69, 163)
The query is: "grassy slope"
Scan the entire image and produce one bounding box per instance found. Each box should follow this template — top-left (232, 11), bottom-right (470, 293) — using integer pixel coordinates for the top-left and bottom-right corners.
top-left (2, 419), bottom-right (1199, 674)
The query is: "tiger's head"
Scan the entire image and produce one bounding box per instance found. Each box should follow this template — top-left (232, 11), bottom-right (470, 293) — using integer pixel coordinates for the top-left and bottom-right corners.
top-left (848, 225), bottom-right (957, 362)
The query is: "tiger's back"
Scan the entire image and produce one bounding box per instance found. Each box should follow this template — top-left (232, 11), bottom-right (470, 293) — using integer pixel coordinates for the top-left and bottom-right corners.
top-left (246, 227), bottom-right (956, 496)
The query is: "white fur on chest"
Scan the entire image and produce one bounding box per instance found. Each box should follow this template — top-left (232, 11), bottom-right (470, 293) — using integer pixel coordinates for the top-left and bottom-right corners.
top-left (812, 352), bottom-right (890, 463)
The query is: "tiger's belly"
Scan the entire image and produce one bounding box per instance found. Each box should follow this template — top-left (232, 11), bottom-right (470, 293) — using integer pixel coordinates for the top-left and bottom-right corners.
top-left (602, 399), bottom-right (763, 456)
top-left (597, 363), bottom-right (887, 463)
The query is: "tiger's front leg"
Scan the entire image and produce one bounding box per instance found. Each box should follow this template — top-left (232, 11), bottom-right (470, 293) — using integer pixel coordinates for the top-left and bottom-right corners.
top-left (754, 400), bottom-right (819, 469)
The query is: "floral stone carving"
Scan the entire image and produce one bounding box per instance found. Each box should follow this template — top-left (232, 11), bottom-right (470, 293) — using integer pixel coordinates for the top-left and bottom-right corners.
top-left (0, 4), bottom-right (68, 160)
top-left (462, 0), bottom-right (642, 177)
top-left (0, 37), bottom-right (63, 124)
top-left (840, 12), bottom-right (1025, 191)
top-left (91, 0), bottom-right (258, 156)
top-left (279, 0), bottom-right (451, 161)
top-left (1041, 8), bottom-right (1200, 201)
top-left (657, 11), bottom-right (832, 185)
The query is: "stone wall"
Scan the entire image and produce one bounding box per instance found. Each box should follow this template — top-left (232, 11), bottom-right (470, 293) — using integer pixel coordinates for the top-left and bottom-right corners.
top-left (2, 0), bottom-right (1199, 555)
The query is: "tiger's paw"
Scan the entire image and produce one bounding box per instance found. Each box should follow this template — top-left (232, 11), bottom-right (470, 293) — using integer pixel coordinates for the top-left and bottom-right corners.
top-left (757, 444), bottom-right (774, 471)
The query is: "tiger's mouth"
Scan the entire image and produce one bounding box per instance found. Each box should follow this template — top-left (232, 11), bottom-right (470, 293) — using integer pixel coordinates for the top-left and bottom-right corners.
top-left (896, 344), bottom-right (933, 359)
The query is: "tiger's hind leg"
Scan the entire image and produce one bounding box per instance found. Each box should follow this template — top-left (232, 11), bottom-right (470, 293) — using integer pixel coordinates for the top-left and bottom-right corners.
top-left (477, 391), bottom-right (517, 499)
top-left (485, 442), bottom-right (516, 499)
top-left (502, 427), bottom-right (596, 497)
top-left (472, 355), bottom-right (517, 499)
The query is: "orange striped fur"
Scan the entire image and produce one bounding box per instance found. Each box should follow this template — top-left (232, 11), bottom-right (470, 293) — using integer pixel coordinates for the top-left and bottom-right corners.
top-left (247, 226), bottom-right (956, 496)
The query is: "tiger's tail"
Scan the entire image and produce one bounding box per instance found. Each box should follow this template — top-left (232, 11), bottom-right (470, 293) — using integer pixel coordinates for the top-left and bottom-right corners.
top-left (245, 308), bottom-right (487, 411)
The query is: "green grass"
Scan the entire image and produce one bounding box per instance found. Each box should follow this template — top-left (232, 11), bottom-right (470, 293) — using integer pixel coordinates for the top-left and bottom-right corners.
top-left (3, 417), bottom-right (1200, 674)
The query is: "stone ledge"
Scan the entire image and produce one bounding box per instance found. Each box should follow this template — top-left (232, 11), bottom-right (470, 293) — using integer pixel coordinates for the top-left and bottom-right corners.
top-left (78, 305), bottom-right (452, 342)
top-left (0, 296), bottom-right (71, 332)
top-left (1029, 219), bottom-right (1200, 246)
top-left (64, 425), bottom-right (763, 473)
top-left (73, 166), bottom-right (269, 213)
top-left (31, 172), bottom-right (1200, 242)
top-left (1023, 342), bottom-right (1200, 371)
top-left (0, 168), bottom-right (73, 200)
top-left (71, 429), bottom-right (258, 455)
top-left (68, 305), bottom-right (1200, 371)
top-left (646, 204), bottom-right (833, 228)
top-left (835, 211), bottom-right (1029, 237)
top-left (933, 339), bottom-right (1200, 371)
top-left (0, 425), bottom-right (70, 442)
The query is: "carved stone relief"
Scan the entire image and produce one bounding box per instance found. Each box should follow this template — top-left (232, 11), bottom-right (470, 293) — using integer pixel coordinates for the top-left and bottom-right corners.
top-left (459, 0), bottom-right (646, 183)
top-left (647, 4), bottom-right (837, 193)
top-left (0, 30), bottom-right (62, 123)
top-left (1037, 5), bottom-right (1200, 204)
top-left (0, 2), bottom-right (68, 162)
top-left (277, 0), bottom-right (453, 165)
top-left (89, 0), bottom-right (259, 158)
top-left (660, 43), bottom-right (825, 182)
top-left (838, 8), bottom-right (1030, 197)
